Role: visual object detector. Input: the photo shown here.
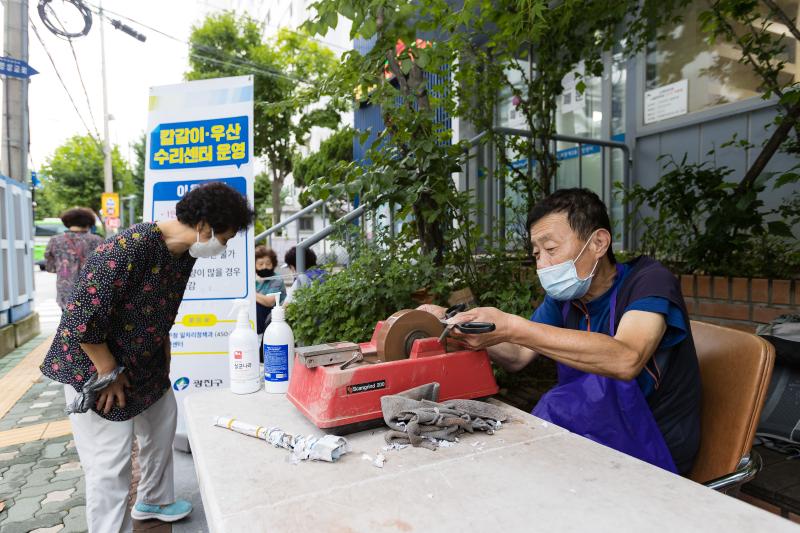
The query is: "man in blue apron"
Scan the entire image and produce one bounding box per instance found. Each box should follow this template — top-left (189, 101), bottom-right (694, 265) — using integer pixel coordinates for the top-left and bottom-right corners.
top-left (424, 188), bottom-right (701, 474)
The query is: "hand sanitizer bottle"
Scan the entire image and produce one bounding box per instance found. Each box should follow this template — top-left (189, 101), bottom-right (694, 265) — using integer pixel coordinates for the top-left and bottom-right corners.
top-left (263, 296), bottom-right (295, 394)
top-left (228, 299), bottom-right (260, 394)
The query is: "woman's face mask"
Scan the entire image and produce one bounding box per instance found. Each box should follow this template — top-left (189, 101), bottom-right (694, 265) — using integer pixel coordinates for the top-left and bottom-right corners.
top-left (536, 231), bottom-right (599, 301)
top-left (256, 268), bottom-right (275, 279)
top-left (189, 229), bottom-right (227, 259)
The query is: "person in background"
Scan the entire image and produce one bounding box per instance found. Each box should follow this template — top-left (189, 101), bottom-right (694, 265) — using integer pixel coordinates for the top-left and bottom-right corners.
top-left (284, 246), bottom-right (326, 304)
top-left (45, 207), bottom-right (104, 310)
top-left (255, 245), bottom-right (286, 334)
top-left (41, 183), bottom-right (254, 532)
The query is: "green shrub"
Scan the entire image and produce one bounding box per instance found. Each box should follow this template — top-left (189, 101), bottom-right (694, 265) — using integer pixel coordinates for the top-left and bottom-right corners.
top-left (285, 232), bottom-right (542, 346)
top-left (285, 234), bottom-right (450, 345)
top-left (621, 155), bottom-right (800, 278)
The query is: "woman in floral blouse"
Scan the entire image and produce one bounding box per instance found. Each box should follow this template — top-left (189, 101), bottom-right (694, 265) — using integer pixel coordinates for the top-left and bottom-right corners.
top-left (41, 183), bottom-right (254, 532)
top-left (44, 207), bottom-right (103, 310)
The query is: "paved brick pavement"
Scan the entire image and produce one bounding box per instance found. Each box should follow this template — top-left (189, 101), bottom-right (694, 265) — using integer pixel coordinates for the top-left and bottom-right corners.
top-left (0, 434), bottom-right (85, 533)
top-left (0, 334), bottom-right (51, 381)
top-left (0, 332), bottom-right (207, 533)
top-left (0, 377), bottom-right (69, 432)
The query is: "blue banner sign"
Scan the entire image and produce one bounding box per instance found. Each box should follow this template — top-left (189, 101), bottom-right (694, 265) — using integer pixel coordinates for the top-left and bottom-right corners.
top-left (149, 116), bottom-right (249, 170)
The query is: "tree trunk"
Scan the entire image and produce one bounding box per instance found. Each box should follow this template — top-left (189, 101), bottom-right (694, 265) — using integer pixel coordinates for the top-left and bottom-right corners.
top-left (737, 99), bottom-right (800, 194)
top-left (413, 191), bottom-right (445, 265)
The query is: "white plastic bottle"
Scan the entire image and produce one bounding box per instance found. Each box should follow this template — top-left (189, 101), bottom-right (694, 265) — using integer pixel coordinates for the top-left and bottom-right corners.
top-left (228, 299), bottom-right (261, 394)
top-left (263, 299), bottom-right (295, 394)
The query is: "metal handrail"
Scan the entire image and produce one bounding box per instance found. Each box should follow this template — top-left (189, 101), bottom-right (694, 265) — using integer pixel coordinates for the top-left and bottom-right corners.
top-left (296, 204), bottom-right (367, 273)
top-left (463, 126), bottom-right (633, 249)
top-left (494, 127), bottom-right (631, 153)
top-left (254, 199), bottom-right (324, 244)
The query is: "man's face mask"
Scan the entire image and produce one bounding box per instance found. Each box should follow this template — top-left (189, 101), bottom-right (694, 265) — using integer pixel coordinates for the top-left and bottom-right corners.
top-left (189, 229), bottom-right (227, 259)
top-left (536, 230), bottom-right (599, 301)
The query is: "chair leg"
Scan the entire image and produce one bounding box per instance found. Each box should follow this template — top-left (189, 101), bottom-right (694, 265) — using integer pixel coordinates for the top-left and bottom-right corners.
top-left (703, 451), bottom-right (763, 492)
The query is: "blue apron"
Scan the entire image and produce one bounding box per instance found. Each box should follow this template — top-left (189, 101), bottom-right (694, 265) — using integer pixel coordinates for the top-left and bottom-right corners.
top-left (531, 265), bottom-right (677, 473)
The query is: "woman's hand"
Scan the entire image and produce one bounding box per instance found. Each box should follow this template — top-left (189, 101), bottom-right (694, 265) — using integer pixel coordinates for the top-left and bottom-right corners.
top-left (96, 372), bottom-right (131, 414)
top-left (447, 307), bottom-right (517, 350)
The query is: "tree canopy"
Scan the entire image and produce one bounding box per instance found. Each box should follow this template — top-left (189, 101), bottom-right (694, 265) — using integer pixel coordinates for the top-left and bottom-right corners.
top-left (36, 135), bottom-right (133, 218)
top-left (186, 12), bottom-right (343, 226)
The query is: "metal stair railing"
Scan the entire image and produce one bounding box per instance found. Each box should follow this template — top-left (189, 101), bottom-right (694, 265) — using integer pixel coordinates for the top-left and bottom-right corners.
top-left (254, 199), bottom-right (325, 246)
top-left (295, 204), bottom-right (367, 274)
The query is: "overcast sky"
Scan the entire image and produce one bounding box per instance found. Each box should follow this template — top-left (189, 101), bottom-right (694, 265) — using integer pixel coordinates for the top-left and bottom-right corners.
top-left (24, 0), bottom-right (338, 175)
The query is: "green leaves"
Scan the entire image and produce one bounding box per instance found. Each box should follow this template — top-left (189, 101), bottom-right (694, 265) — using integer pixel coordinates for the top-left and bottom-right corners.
top-left (38, 135), bottom-right (134, 218)
top-left (285, 231), bottom-right (449, 345)
top-left (359, 18), bottom-right (377, 39)
top-left (768, 221), bottom-right (795, 238)
top-left (774, 172), bottom-right (800, 189)
top-left (620, 155), bottom-right (800, 278)
top-left (400, 57), bottom-right (414, 75)
top-left (187, 13), bottom-right (341, 225)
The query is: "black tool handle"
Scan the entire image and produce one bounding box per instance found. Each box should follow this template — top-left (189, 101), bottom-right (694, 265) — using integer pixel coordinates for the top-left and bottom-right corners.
top-left (455, 322), bottom-right (496, 334)
top-left (445, 303), bottom-right (467, 319)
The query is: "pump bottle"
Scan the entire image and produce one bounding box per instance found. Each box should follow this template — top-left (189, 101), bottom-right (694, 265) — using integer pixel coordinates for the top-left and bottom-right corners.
top-left (228, 299), bottom-right (260, 394)
top-left (263, 296), bottom-right (295, 394)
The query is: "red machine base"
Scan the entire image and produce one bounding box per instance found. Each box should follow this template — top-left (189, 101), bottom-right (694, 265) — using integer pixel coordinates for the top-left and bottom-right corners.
top-left (287, 321), bottom-right (499, 433)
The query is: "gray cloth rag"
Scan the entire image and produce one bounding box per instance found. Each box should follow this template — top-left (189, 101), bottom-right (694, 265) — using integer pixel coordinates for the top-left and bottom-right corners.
top-left (65, 366), bottom-right (126, 415)
top-left (381, 382), bottom-right (508, 450)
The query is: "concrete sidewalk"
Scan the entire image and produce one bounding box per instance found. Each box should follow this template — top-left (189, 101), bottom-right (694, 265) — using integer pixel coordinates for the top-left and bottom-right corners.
top-left (0, 271), bottom-right (208, 532)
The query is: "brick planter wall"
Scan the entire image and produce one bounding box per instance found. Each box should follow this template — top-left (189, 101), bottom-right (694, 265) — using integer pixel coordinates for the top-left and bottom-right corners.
top-left (680, 275), bottom-right (799, 332)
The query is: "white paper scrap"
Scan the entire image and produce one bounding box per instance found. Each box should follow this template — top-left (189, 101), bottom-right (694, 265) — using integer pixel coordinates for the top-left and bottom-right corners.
top-left (213, 416), bottom-right (350, 463)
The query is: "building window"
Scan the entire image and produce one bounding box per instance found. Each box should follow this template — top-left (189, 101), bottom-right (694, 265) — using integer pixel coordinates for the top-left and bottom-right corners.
top-left (644, 0), bottom-right (799, 123)
top-left (298, 216), bottom-right (314, 232)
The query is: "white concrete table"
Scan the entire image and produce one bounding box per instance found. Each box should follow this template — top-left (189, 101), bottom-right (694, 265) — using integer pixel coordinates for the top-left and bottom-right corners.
top-left (185, 389), bottom-right (797, 533)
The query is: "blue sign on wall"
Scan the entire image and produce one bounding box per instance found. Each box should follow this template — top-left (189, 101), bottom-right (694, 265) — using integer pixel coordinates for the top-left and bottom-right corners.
top-left (149, 116), bottom-right (250, 170)
top-left (0, 57), bottom-right (37, 79)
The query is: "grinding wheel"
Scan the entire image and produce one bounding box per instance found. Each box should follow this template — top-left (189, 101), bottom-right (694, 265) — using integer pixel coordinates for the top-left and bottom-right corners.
top-left (375, 309), bottom-right (445, 362)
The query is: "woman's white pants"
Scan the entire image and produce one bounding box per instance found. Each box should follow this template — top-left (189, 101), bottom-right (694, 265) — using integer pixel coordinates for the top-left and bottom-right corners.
top-left (64, 386), bottom-right (177, 533)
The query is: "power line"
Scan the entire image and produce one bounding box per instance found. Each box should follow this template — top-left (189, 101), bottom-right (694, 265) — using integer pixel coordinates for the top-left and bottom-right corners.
top-left (46, 3), bottom-right (100, 134)
top-left (29, 18), bottom-right (101, 146)
top-left (37, 0), bottom-right (93, 39)
top-left (82, 1), bottom-right (308, 85)
top-left (202, 0), bottom-right (349, 52)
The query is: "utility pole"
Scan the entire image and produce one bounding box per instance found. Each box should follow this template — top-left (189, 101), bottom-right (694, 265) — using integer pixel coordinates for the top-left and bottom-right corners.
top-left (99, 0), bottom-right (113, 194)
top-left (2, 0), bottom-right (29, 185)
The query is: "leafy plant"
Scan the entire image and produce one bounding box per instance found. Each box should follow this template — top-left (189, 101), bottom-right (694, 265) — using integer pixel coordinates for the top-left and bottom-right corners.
top-left (303, 1), bottom-right (468, 264)
top-left (285, 230), bottom-right (450, 345)
top-left (285, 221), bottom-right (541, 346)
top-left (699, 0), bottom-right (800, 183)
top-left (452, 0), bottom-right (688, 213)
top-left (293, 127), bottom-right (355, 189)
top-left (621, 155), bottom-right (800, 278)
top-left (620, 0), bottom-right (800, 279)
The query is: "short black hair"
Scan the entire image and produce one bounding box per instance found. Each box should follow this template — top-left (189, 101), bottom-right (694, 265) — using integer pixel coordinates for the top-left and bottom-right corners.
top-left (527, 188), bottom-right (616, 263)
top-left (176, 182), bottom-right (254, 235)
top-left (285, 246), bottom-right (317, 269)
top-left (61, 207), bottom-right (96, 229)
